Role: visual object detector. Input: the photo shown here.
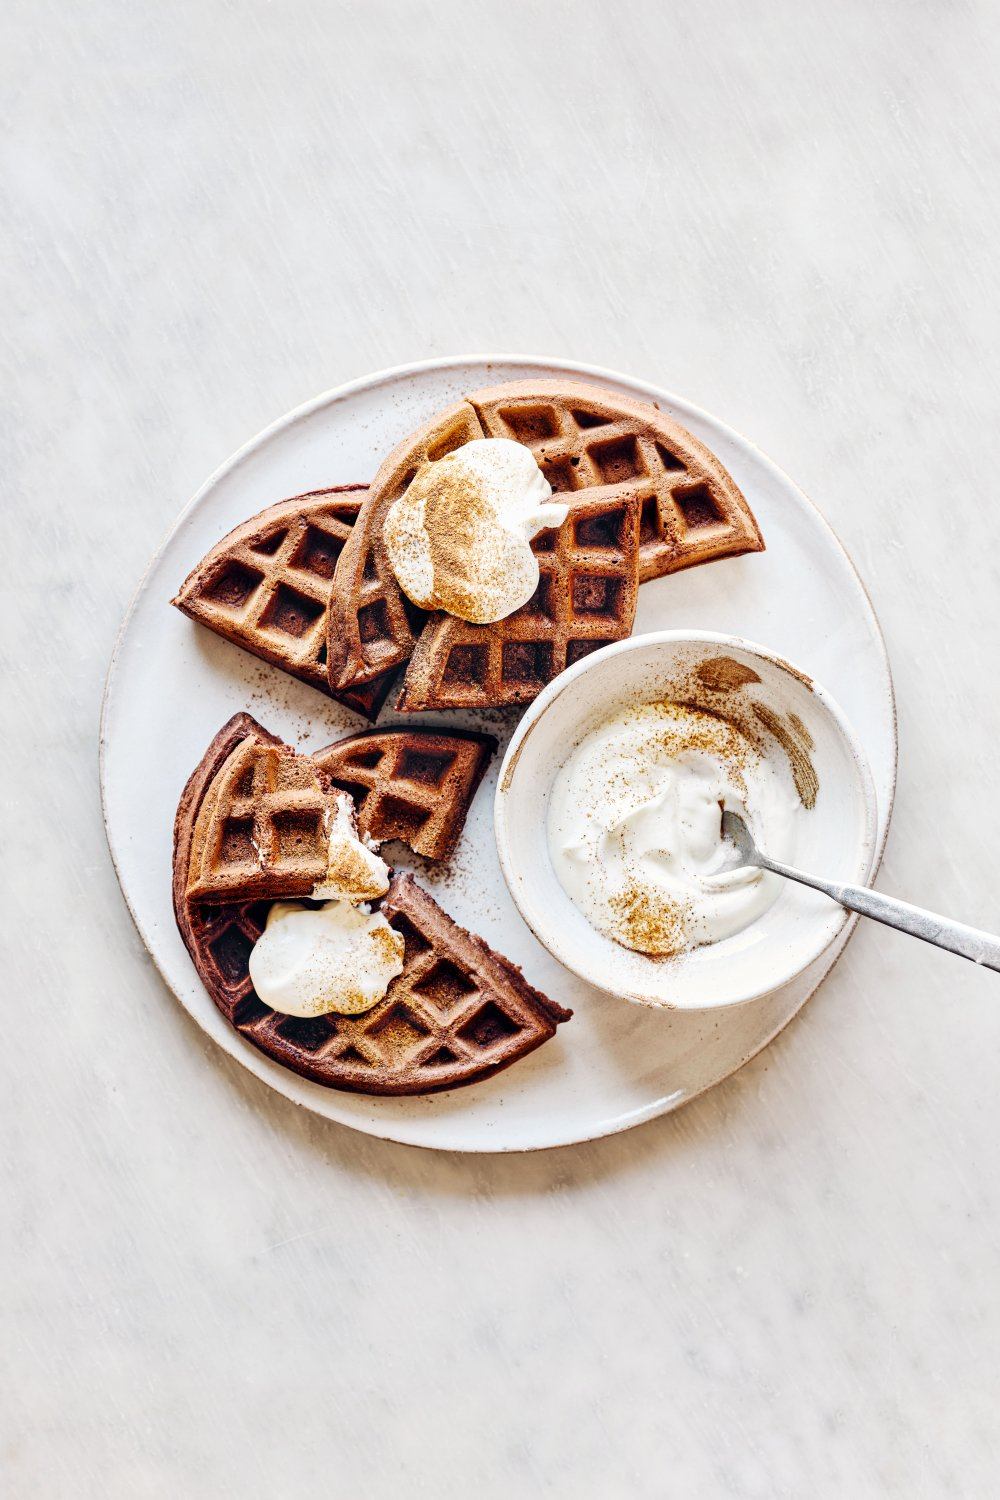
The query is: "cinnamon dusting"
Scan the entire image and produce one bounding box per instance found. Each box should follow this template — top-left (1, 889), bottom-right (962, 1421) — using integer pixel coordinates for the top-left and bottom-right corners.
top-left (609, 884), bottom-right (692, 958)
top-left (422, 460), bottom-right (515, 622)
top-left (695, 656), bottom-right (762, 693)
top-left (320, 834), bottom-right (388, 902)
top-left (787, 712), bottom-right (814, 750)
top-left (752, 704), bottom-right (818, 810)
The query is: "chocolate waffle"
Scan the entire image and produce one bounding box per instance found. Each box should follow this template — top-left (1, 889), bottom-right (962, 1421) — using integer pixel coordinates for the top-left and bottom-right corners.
top-left (396, 488), bottom-right (641, 712)
top-left (184, 714), bottom-right (492, 905)
top-left (173, 718), bottom-right (570, 1095)
top-left (312, 727), bottom-right (496, 861)
top-left (172, 486), bottom-right (397, 721)
top-left (467, 379), bottom-right (764, 583)
top-left (324, 381), bottom-right (762, 701)
top-left (185, 726), bottom-right (342, 904)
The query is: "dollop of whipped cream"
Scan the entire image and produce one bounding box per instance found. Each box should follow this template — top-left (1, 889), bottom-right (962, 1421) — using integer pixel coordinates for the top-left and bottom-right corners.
top-left (382, 438), bottom-right (569, 623)
top-left (249, 790), bottom-right (398, 1017)
top-left (311, 791), bottom-right (389, 902)
top-left (548, 702), bottom-right (797, 958)
top-left (248, 900), bottom-right (405, 1017)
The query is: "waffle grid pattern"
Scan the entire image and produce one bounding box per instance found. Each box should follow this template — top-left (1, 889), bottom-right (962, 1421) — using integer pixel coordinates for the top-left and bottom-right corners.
top-left (243, 903), bottom-right (531, 1073)
top-left (397, 490), bottom-right (641, 711)
top-left (190, 876), bottom-right (565, 1095)
top-left (312, 729), bottom-right (495, 861)
top-left (173, 488), bottom-right (396, 719)
top-left (188, 740), bottom-right (337, 901)
top-left (470, 384), bottom-right (763, 582)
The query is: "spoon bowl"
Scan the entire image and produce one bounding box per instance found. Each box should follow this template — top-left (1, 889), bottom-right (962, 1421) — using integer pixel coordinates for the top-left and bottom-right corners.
top-left (720, 809), bottom-right (761, 870)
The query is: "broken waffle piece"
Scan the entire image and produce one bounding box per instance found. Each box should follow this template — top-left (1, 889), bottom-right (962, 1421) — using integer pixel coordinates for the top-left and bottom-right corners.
top-left (184, 728), bottom-right (346, 905)
top-left (181, 714), bottom-right (494, 910)
top-left (171, 486), bottom-right (397, 721)
top-left (311, 726), bottom-right (496, 861)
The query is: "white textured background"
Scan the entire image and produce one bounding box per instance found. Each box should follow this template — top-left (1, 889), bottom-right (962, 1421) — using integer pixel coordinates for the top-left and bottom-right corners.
top-left (6, 1), bottom-right (1000, 1495)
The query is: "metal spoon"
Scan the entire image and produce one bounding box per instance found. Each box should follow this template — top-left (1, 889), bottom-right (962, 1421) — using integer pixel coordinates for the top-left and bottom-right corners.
top-left (720, 810), bottom-right (1000, 972)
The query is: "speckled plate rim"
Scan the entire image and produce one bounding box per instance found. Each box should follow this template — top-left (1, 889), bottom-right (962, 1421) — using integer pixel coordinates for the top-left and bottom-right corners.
top-left (100, 354), bottom-right (897, 1153)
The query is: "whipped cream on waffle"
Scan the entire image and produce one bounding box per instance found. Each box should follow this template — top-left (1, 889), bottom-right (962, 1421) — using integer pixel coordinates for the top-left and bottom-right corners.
top-left (251, 791), bottom-right (398, 1016)
top-left (548, 702), bottom-right (796, 958)
top-left (248, 900), bottom-right (404, 1017)
top-left (311, 791), bottom-right (389, 902)
top-left (383, 439), bottom-right (569, 623)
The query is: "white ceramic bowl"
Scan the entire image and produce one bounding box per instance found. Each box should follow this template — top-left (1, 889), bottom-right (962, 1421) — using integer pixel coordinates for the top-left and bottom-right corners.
top-left (495, 630), bottom-right (878, 1010)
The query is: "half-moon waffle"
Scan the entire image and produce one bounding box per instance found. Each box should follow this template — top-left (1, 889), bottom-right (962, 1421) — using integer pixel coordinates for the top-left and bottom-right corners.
top-left (172, 486), bottom-right (397, 721)
top-left (325, 379), bottom-right (763, 700)
top-left (396, 488), bottom-right (641, 712)
top-left (467, 379), bottom-right (764, 583)
top-left (312, 726), bottom-right (496, 861)
top-left (173, 717), bottom-right (570, 1095)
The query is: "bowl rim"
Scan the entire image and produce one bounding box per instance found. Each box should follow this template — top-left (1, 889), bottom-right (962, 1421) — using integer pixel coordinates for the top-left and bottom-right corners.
top-left (494, 628), bottom-right (880, 1010)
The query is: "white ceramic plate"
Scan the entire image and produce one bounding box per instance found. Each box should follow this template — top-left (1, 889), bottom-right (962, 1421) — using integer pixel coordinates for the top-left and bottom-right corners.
top-left (101, 356), bottom-right (897, 1153)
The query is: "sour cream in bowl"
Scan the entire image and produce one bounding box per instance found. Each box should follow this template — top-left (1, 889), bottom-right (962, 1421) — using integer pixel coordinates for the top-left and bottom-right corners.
top-left (495, 631), bottom-right (877, 1010)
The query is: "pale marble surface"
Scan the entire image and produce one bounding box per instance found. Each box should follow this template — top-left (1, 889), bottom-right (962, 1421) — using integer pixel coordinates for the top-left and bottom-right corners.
top-left (6, 0), bottom-right (1000, 1494)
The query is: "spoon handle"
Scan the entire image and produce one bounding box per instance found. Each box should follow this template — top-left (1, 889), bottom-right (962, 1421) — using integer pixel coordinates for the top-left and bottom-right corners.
top-left (757, 856), bottom-right (1000, 973)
